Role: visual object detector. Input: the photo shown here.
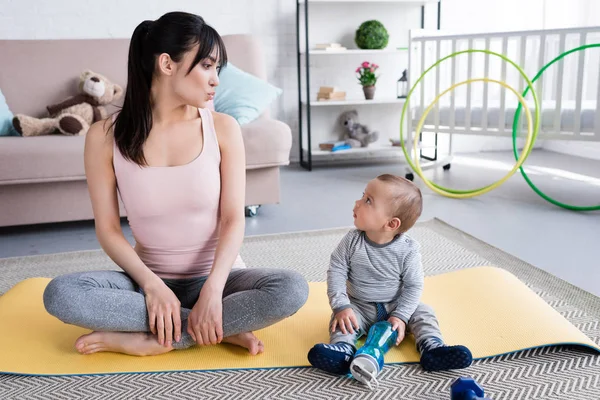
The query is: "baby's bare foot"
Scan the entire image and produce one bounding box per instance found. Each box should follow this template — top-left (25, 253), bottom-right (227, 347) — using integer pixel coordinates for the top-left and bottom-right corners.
top-left (222, 332), bottom-right (264, 355)
top-left (74, 331), bottom-right (173, 356)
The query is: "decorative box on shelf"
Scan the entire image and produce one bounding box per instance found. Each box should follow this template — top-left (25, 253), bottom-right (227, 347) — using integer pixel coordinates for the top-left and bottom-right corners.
top-left (314, 42), bottom-right (348, 51)
top-left (317, 86), bottom-right (347, 101)
top-left (318, 140), bottom-right (352, 152)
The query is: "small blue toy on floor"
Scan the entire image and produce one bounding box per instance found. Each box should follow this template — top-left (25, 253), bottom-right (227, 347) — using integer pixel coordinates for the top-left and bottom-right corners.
top-left (451, 377), bottom-right (492, 400)
top-left (307, 174), bottom-right (473, 389)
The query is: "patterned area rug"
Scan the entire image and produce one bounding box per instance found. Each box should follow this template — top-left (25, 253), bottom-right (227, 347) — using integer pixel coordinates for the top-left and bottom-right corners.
top-left (0, 218), bottom-right (598, 399)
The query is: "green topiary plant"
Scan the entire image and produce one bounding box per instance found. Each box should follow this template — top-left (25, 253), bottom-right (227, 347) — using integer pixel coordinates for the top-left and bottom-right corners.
top-left (355, 20), bottom-right (389, 50)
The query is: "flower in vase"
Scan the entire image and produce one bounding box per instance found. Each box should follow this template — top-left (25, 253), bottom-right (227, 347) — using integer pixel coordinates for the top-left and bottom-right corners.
top-left (356, 61), bottom-right (380, 87)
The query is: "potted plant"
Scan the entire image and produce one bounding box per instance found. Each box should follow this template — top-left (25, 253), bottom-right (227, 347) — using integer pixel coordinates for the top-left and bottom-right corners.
top-left (356, 61), bottom-right (379, 100)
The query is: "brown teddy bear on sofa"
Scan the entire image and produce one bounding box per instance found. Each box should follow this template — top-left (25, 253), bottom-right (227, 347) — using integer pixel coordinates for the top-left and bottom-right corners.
top-left (12, 70), bottom-right (123, 137)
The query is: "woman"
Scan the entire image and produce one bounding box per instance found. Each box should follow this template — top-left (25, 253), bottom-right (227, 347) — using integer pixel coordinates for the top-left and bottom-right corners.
top-left (43, 12), bottom-right (309, 357)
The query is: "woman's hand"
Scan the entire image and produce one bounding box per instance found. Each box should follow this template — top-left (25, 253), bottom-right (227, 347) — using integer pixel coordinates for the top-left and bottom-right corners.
top-left (144, 280), bottom-right (182, 347)
top-left (187, 282), bottom-right (224, 345)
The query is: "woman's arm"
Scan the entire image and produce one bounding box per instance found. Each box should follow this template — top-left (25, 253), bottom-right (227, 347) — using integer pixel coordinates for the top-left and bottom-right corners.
top-left (84, 120), bottom-right (160, 289)
top-left (204, 112), bottom-right (246, 291)
top-left (84, 120), bottom-right (181, 346)
top-left (187, 112), bottom-right (246, 346)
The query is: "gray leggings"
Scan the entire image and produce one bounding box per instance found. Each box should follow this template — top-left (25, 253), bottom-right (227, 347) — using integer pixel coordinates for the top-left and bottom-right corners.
top-left (43, 268), bottom-right (309, 349)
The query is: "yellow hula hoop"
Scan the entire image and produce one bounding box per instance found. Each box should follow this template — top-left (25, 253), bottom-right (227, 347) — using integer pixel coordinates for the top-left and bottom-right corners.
top-left (412, 78), bottom-right (534, 199)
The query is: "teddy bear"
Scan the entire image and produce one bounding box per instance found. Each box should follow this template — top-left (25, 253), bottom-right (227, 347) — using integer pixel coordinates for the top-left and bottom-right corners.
top-left (12, 70), bottom-right (123, 137)
top-left (338, 110), bottom-right (379, 148)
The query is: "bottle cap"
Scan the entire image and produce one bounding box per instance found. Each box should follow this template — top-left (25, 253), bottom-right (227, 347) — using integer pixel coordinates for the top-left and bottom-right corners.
top-left (350, 354), bottom-right (380, 390)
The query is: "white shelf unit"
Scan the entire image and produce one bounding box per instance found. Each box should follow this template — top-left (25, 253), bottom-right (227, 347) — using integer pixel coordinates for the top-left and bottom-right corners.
top-left (301, 49), bottom-right (408, 55)
top-left (299, 0), bottom-right (438, 4)
top-left (304, 98), bottom-right (406, 106)
top-left (311, 143), bottom-right (407, 165)
top-left (296, 0), bottom-right (442, 170)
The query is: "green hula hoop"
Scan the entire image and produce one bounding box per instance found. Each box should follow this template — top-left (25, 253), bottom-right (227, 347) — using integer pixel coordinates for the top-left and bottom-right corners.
top-left (401, 49), bottom-right (540, 196)
top-left (512, 43), bottom-right (600, 211)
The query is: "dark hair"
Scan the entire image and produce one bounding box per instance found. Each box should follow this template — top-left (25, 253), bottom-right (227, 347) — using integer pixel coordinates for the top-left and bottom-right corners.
top-left (113, 12), bottom-right (227, 166)
top-left (376, 174), bottom-right (423, 233)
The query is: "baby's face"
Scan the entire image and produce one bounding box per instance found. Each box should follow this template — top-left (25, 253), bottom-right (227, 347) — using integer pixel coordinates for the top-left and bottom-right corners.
top-left (352, 179), bottom-right (397, 232)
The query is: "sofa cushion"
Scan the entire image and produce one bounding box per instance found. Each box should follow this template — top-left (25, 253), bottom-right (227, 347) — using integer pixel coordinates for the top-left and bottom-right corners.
top-left (214, 63), bottom-right (282, 125)
top-left (241, 117), bottom-right (292, 169)
top-left (0, 117), bottom-right (292, 183)
top-left (0, 136), bottom-right (86, 184)
top-left (0, 89), bottom-right (19, 137)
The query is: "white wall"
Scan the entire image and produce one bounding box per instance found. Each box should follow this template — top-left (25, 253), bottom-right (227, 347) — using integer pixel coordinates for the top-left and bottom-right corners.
top-left (440, 0), bottom-right (545, 33)
top-left (541, 0), bottom-right (600, 160)
top-left (0, 0), bottom-right (301, 156)
top-left (1, 0), bottom-right (598, 161)
top-left (302, 0), bottom-right (599, 159)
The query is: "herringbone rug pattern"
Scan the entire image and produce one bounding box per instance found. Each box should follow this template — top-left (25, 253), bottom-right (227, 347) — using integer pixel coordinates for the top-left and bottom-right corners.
top-left (0, 219), bottom-right (598, 399)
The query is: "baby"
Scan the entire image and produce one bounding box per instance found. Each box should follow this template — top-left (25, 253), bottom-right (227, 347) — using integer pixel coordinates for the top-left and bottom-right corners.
top-left (308, 174), bottom-right (472, 374)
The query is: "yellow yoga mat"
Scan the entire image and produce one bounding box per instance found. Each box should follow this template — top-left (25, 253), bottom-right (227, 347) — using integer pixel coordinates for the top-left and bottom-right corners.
top-left (0, 266), bottom-right (598, 376)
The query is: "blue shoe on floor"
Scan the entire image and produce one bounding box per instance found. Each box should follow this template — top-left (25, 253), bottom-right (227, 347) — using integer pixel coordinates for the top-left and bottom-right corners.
top-left (420, 345), bottom-right (473, 372)
top-left (308, 342), bottom-right (356, 375)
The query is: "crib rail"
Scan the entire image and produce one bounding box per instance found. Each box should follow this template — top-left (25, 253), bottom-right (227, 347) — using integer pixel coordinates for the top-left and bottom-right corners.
top-left (408, 26), bottom-right (600, 141)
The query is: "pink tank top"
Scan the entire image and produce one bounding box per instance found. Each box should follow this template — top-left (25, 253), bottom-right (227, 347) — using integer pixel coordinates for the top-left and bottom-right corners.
top-left (112, 108), bottom-right (245, 279)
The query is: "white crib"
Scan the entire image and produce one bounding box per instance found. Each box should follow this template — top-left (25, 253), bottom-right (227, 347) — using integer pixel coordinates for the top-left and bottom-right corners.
top-left (404, 26), bottom-right (600, 177)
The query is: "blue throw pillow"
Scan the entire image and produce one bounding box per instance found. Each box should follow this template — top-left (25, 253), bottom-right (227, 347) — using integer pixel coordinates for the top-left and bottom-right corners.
top-left (214, 63), bottom-right (282, 125)
top-left (0, 89), bottom-right (19, 136)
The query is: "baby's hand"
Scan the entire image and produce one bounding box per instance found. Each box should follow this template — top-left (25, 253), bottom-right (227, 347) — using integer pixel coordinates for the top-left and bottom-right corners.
top-left (332, 308), bottom-right (359, 335)
top-left (388, 317), bottom-right (406, 345)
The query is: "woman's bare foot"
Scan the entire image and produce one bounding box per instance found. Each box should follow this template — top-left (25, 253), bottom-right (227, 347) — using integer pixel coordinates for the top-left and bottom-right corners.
top-left (222, 332), bottom-right (264, 355)
top-left (74, 331), bottom-right (173, 356)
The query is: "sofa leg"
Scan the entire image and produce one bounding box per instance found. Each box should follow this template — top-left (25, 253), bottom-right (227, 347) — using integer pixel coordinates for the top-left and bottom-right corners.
top-left (245, 205), bottom-right (261, 217)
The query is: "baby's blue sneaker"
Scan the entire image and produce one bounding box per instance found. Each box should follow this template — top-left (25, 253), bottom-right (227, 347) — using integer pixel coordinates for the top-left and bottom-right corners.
top-left (418, 337), bottom-right (472, 371)
top-left (308, 342), bottom-right (356, 375)
top-left (420, 345), bottom-right (473, 372)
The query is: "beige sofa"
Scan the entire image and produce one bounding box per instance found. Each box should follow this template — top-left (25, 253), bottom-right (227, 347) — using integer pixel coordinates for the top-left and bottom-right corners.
top-left (0, 35), bottom-right (291, 227)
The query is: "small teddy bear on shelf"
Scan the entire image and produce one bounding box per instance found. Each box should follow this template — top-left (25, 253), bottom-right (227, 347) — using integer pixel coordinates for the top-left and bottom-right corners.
top-left (12, 70), bottom-right (123, 137)
top-left (338, 109), bottom-right (379, 148)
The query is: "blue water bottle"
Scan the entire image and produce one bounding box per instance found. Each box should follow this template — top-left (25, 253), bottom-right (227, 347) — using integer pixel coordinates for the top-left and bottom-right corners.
top-left (350, 321), bottom-right (398, 390)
